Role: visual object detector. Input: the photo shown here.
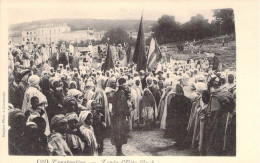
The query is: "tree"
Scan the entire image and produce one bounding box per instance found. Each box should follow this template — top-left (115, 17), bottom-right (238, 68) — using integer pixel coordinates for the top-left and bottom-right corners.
top-left (181, 14), bottom-right (213, 41)
top-left (101, 27), bottom-right (131, 45)
top-left (213, 8), bottom-right (235, 35)
top-left (151, 15), bottom-right (181, 44)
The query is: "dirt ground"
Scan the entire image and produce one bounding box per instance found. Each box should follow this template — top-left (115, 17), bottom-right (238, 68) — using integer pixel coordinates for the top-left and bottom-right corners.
top-left (102, 129), bottom-right (194, 156)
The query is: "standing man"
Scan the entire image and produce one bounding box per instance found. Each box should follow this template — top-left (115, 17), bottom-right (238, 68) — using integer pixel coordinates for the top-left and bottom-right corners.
top-left (111, 77), bottom-right (130, 156)
top-left (212, 54), bottom-right (219, 71)
top-left (69, 42), bottom-right (75, 56)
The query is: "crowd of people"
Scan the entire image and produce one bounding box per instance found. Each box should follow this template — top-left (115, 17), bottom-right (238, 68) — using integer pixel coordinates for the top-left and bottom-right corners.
top-left (8, 40), bottom-right (236, 156)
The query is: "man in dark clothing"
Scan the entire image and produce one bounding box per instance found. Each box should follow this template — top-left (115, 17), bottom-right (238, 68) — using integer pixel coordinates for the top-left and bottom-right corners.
top-left (9, 69), bottom-right (31, 109)
top-left (47, 80), bottom-right (64, 121)
top-left (167, 84), bottom-right (192, 149)
top-left (59, 52), bottom-right (69, 67)
top-left (111, 77), bottom-right (130, 156)
top-left (9, 109), bottom-right (26, 155)
top-left (24, 117), bottom-right (49, 155)
top-left (212, 54), bottom-right (219, 71)
top-left (139, 70), bottom-right (147, 89)
top-left (92, 103), bottom-right (106, 155)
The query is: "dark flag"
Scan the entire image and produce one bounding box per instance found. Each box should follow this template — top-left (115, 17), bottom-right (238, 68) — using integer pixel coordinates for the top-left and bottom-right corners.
top-left (101, 44), bottom-right (114, 72)
top-left (126, 46), bottom-right (131, 64)
top-left (133, 15), bottom-right (146, 71)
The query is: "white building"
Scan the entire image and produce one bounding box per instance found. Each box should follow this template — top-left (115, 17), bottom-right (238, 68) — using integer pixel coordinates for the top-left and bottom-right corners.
top-left (21, 25), bottom-right (71, 44)
top-left (20, 25), bottom-right (103, 44)
top-left (9, 36), bottom-right (22, 44)
top-left (94, 31), bottom-right (105, 41)
top-left (60, 28), bottom-right (96, 42)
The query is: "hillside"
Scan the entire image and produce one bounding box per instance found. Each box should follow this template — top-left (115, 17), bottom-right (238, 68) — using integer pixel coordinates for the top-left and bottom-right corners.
top-left (164, 34), bottom-right (236, 69)
top-left (9, 18), bottom-right (156, 37)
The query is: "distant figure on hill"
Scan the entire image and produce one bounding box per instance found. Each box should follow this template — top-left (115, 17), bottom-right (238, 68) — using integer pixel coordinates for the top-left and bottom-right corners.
top-left (212, 54), bottom-right (219, 71)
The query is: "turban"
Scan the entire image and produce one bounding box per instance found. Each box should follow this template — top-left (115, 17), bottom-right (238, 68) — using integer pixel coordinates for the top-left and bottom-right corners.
top-left (49, 77), bottom-right (57, 85)
top-left (139, 70), bottom-right (145, 76)
top-left (67, 89), bottom-right (83, 97)
top-left (133, 76), bottom-right (141, 83)
top-left (128, 79), bottom-right (134, 87)
top-left (133, 72), bottom-right (139, 77)
top-left (19, 69), bottom-right (31, 78)
top-left (114, 72), bottom-right (120, 79)
top-left (8, 103), bottom-right (14, 110)
top-left (85, 78), bottom-right (95, 87)
top-left (181, 74), bottom-right (190, 86)
top-left (66, 112), bottom-right (79, 122)
top-left (78, 111), bottom-right (92, 125)
top-left (64, 95), bottom-right (77, 106)
top-left (195, 82), bottom-right (208, 95)
top-left (28, 75), bottom-right (40, 87)
top-left (108, 77), bottom-right (117, 83)
top-left (49, 77), bottom-right (60, 87)
top-left (164, 79), bottom-right (172, 87)
top-left (146, 76), bottom-right (154, 86)
top-left (96, 76), bottom-right (107, 89)
top-left (50, 114), bottom-right (67, 127)
top-left (219, 72), bottom-right (226, 79)
top-left (26, 121), bottom-right (37, 128)
top-left (61, 73), bottom-right (67, 79)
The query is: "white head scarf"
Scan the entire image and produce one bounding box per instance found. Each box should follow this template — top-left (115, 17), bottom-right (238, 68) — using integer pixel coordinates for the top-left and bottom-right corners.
top-left (28, 75), bottom-right (40, 87)
top-left (78, 110), bottom-right (91, 125)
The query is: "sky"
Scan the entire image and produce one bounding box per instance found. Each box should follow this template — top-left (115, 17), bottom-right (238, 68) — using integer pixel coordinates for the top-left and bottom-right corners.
top-left (7, 0), bottom-right (216, 25)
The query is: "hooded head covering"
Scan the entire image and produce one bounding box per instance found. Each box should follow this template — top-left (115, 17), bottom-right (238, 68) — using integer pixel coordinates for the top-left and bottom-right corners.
top-left (107, 77), bottom-right (117, 87)
top-left (67, 89), bottom-right (83, 97)
top-left (26, 121), bottom-right (37, 128)
top-left (49, 77), bottom-right (60, 87)
top-left (66, 112), bottom-right (79, 122)
top-left (64, 95), bottom-right (77, 106)
top-left (96, 76), bottom-right (107, 90)
top-left (8, 103), bottom-right (14, 110)
top-left (181, 74), bottom-right (190, 86)
top-left (28, 75), bottom-right (40, 87)
top-left (195, 82), bottom-right (208, 95)
top-left (50, 114), bottom-right (67, 128)
top-left (19, 69), bottom-right (31, 79)
top-left (78, 110), bottom-right (92, 125)
top-left (146, 76), bottom-right (154, 87)
top-left (85, 78), bottom-right (95, 87)
top-left (69, 80), bottom-right (77, 89)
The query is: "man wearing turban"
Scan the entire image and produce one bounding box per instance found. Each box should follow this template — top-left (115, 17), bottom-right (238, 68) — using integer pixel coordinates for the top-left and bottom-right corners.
top-left (111, 77), bottom-right (130, 156)
top-left (48, 114), bottom-right (72, 156)
top-left (65, 112), bottom-right (84, 155)
top-left (22, 75), bottom-right (46, 114)
top-left (78, 111), bottom-right (98, 155)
